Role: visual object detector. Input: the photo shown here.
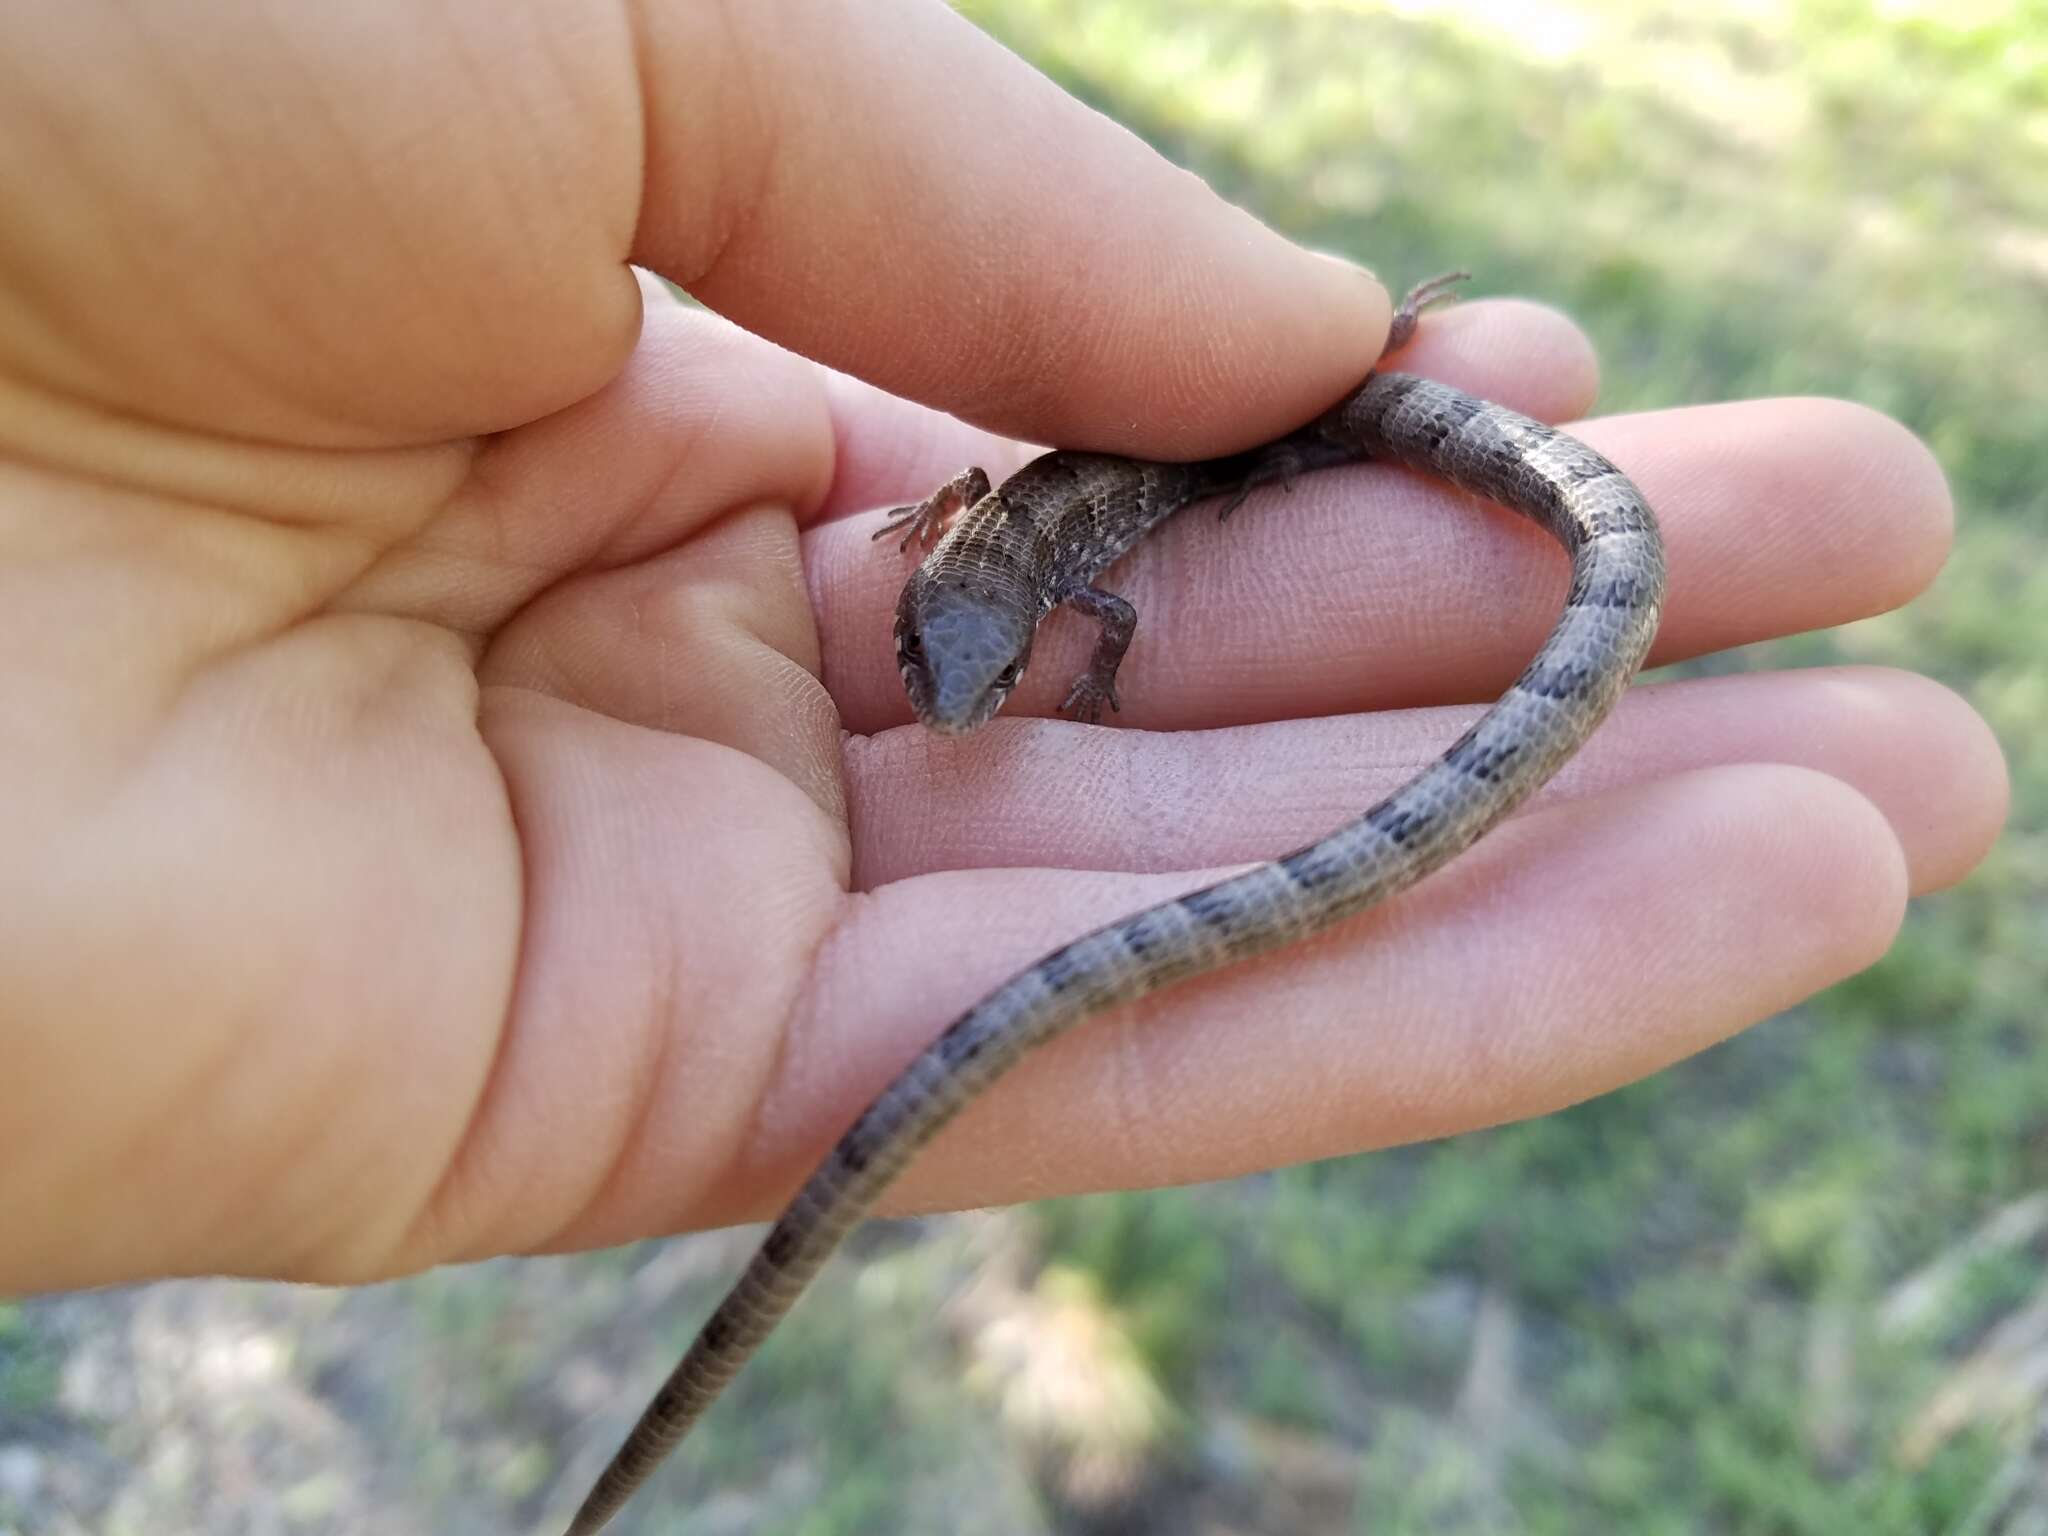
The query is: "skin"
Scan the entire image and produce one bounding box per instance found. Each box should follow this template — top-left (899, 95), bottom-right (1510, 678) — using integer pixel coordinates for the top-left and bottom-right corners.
top-left (0, 0), bottom-right (2008, 1295)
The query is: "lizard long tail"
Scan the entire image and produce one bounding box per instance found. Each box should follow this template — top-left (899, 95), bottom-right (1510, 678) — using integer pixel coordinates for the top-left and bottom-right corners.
top-left (563, 369), bottom-right (1663, 1535)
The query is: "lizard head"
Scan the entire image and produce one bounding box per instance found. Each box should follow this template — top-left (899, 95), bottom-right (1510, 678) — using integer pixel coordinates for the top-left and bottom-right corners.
top-left (894, 569), bottom-right (1037, 735)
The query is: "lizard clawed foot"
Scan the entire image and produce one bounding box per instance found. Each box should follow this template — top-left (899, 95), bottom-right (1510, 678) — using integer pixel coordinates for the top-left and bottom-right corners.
top-left (871, 498), bottom-right (946, 553)
top-left (864, 505), bottom-right (929, 552)
top-left (1059, 674), bottom-right (1121, 724)
top-left (872, 467), bottom-right (992, 553)
top-left (1381, 270), bottom-right (1471, 357)
top-left (1218, 448), bottom-right (1308, 523)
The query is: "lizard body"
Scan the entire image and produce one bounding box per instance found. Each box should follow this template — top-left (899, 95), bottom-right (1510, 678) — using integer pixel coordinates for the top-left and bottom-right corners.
top-left (564, 277), bottom-right (1666, 1535)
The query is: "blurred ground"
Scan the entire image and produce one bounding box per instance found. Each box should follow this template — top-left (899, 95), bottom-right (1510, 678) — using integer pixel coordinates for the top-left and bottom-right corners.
top-left (5, 2), bottom-right (2043, 1532)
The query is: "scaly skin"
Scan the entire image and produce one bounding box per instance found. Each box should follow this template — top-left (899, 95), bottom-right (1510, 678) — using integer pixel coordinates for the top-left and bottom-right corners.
top-left (563, 278), bottom-right (1666, 1535)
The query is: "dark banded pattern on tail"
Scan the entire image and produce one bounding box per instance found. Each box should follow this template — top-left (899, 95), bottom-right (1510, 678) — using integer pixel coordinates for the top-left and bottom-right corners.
top-left (564, 351), bottom-right (1664, 1535)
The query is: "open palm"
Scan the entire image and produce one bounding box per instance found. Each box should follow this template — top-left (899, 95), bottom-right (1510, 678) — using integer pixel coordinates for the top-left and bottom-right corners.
top-left (1, 0), bottom-right (2003, 1295)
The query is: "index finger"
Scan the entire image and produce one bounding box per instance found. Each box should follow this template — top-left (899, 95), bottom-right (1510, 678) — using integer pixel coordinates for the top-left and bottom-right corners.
top-left (630, 0), bottom-right (1390, 457)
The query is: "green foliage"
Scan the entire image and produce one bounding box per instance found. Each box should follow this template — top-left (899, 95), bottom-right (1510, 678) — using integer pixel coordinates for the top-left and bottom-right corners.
top-left (0, 1302), bottom-right (61, 1416)
top-left (1035, 1185), bottom-right (1230, 1392)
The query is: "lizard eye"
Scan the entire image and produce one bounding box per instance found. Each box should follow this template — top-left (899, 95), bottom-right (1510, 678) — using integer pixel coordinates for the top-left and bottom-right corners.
top-left (899, 629), bottom-right (923, 660)
top-left (995, 662), bottom-right (1021, 688)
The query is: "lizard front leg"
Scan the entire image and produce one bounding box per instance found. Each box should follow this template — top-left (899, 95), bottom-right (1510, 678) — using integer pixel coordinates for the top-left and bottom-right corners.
top-left (872, 467), bottom-right (992, 552)
top-left (1057, 585), bottom-right (1136, 723)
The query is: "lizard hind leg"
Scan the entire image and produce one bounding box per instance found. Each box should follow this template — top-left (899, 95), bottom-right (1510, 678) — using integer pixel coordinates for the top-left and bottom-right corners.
top-left (1057, 585), bottom-right (1137, 723)
top-left (1216, 441), bottom-right (1315, 522)
top-left (1381, 270), bottom-right (1471, 357)
top-left (872, 466), bottom-right (993, 552)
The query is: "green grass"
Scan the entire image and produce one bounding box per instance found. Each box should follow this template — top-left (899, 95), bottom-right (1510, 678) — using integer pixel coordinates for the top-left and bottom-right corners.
top-left (0, 1302), bottom-right (62, 1418)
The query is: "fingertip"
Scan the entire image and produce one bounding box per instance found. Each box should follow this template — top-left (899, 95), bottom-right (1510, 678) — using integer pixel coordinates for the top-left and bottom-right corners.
top-left (1574, 768), bottom-right (1902, 1056)
top-left (1563, 396), bottom-right (1956, 665)
top-left (1828, 399), bottom-right (1956, 606)
top-left (1781, 399), bottom-right (1955, 610)
top-left (1068, 224), bottom-right (1391, 455)
top-left (1752, 763), bottom-right (1911, 977)
top-left (1304, 247), bottom-right (1383, 284)
top-left (1388, 297), bottom-right (1602, 424)
top-left (1427, 762), bottom-right (1909, 1136)
top-left (1466, 763), bottom-right (1909, 1108)
top-left (1832, 669), bottom-right (2009, 892)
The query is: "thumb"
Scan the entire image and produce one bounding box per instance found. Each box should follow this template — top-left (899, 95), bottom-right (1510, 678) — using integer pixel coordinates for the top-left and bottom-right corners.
top-left (630, 0), bottom-right (1392, 458)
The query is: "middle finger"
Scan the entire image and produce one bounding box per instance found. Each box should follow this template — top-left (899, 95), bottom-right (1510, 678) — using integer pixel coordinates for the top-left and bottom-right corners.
top-left (814, 394), bottom-right (1947, 734)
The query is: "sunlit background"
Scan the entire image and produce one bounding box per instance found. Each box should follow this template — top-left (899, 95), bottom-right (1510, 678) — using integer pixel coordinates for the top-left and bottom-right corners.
top-left (5, 2), bottom-right (2042, 1532)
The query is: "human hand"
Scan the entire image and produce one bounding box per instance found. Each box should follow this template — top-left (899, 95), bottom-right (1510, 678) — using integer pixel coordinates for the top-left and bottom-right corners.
top-left (0, 0), bottom-right (2004, 1292)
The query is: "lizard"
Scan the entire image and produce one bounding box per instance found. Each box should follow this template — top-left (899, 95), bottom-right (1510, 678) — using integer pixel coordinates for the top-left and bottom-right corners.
top-left (562, 275), bottom-right (1666, 1534)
